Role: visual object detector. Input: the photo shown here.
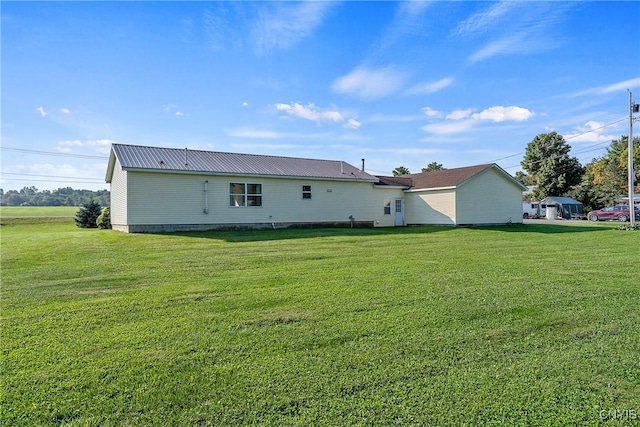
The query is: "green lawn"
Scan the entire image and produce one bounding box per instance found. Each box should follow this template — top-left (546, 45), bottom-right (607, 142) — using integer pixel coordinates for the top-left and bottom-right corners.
top-left (0, 205), bottom-right (79, 218)
top-left (2, 221), bottom-right (639, 426)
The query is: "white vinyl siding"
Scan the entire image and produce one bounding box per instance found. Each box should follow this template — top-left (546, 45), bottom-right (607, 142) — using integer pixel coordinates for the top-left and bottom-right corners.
top-left (456, 168), bottom-right (523, 225)
top-left (109, 157), bottom-right (128, 226)
top-left (123, 171), bottom-right (392, 227)
top-left (404, 189), bottom-right (456, 225)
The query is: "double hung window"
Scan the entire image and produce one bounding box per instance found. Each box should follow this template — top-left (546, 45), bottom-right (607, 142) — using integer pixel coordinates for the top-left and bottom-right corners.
top-left (302, 185), bottom-right (312, 199)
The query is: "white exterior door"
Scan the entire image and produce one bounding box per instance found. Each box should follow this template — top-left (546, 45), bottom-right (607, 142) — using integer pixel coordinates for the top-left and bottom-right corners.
top-left (394, 198), bottom-right (404, 226)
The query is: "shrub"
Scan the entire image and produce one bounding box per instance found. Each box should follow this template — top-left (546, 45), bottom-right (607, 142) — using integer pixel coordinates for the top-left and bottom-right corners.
top-left (96, 206), bottom-right (111, 229)
top-left (74, 201), bottom-right (102, 228)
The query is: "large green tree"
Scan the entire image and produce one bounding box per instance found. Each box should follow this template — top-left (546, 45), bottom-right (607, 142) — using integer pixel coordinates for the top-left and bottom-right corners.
top-left (582, 136), bottom-right (639, 208)
top-left (392, 166), bottom-right (410, 176)
top-left (514, 171), bottom-right (537, 186)
top-left (521, 132), bottom-right (584, 200)
top-left (421, 162), bottom-right (445, 173)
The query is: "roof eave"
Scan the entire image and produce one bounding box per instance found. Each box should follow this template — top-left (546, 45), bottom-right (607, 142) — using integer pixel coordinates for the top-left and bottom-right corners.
top-left (405, 185), bottom-right (457, 192)
top-left (120, 167), bottom-right (378, 182)
top-left (105, 149), bottom-right (117, 183)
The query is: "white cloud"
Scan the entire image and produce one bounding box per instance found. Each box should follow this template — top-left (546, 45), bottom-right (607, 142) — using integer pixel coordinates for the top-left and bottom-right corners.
top-left (370, 113), bottom-right (422, 123)
top-left (164, 104), bottom-right (185, 116)
top-left (446, 109), bottom-right (473, 120)
top-left (332, 66), bottom-right (407, 100)
top-left (203, 4), bottom-right (237, 51)
top-left (56, 139), bottom-right (117, 154)
top-left (228, 129), bottom-right (280, 139)
top-left (60, 108), bottom-right (71, 114)
top-left (471, 106), bottom-right (534, 122)
top-left (36, 106), bottom-right (47, 117)
top-left (598, 77), bottom-right (640, 94)
top-left (421, 105), bottom-right (534, 135)
top-left (454, 1), bottom-right (518, 36)
top-left (421, 120), bottom-right (477, 135)
top-left (374, 0), bottom-right (431, 53)
top-left (457, 2), bottom-right (568, 63)
top-left (468, 33), bottom-right (526, 63)
top-left (227, 127), bottom-right (329, 139)
top-left (567, 77), bottom-right (640, 97)
top-left (242, 102), bottom-right (249, 107)
top-left (275, 102), bottom-right (344, 123)
top-left (407, 76), bottom-right (455, 95)
top-left (89, 139), bottom-right (116, 154)
top-left (253, 2), bottom-right (335, 54)
top-left (421, 107), bottom-right (441, 118)
top-left (565, 121), bottom-right (617, 143)
top-left (344, 119), bottom-right (362, 129)
top-left (56, 140), bottom-right (83, 153)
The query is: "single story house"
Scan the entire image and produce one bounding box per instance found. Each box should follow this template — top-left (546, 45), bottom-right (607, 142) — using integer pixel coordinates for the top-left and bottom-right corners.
top-left (105, 144), bottom-right (526, 233)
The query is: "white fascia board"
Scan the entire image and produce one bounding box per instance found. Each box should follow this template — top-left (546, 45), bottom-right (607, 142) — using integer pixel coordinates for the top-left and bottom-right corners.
top-left (374, 184), bottom-right (410, 189)
top-left (404, 186), bottom-right (456, 193)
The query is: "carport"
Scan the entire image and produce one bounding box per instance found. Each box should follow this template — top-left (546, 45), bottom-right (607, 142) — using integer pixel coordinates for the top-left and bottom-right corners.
top-left (540, 196), bottom-right (584, 219)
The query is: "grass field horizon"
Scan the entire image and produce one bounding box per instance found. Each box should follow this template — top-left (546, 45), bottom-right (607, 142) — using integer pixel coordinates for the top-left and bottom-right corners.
top-left (1, 205), bottom-right (79, 218)
top-left (2, 215), bottom-right (639, 425)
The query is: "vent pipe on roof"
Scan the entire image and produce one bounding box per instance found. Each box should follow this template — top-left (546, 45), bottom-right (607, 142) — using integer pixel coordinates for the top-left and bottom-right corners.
top-left (361, 158), bottom-right (365, 172)
top-left (340, 161), bottom-right (344, 174)
top-left (184, 148), bottom-right (189, 167)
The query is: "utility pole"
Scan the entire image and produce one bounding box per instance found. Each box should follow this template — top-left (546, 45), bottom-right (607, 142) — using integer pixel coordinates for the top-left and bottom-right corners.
top-left (629, 91), bottom-right (639, 227)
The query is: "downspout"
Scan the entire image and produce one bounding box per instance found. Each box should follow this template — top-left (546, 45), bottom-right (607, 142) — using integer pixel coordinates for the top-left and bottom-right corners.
top-left (203, 180), bottom-right (209, 214)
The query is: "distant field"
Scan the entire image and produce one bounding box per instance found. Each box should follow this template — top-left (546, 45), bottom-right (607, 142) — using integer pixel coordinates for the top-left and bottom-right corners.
top-left (2, 219), bottom-right (638, 425)
top-left (0, 206), bottom-right (79, 217)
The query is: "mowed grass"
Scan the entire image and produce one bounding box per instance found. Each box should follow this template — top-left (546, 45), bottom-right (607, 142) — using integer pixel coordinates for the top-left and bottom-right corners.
top-left (2, 219), bottom-right (639, 426)
top-left (1, 206), bottom-right (79, 218)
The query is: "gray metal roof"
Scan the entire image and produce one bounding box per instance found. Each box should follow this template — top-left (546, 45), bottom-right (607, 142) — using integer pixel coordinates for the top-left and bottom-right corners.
top-left (540, 196), bottom-right (583, 205)
top-left (107, 144), bottom-right (377, 182)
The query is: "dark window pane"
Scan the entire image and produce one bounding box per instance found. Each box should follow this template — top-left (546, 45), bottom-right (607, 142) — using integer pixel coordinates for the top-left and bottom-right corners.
top-left (247, 196), bottom-right (262, 207)
top-left (230, 195), bottom-right (245, 207)
top-left (247, 183), bottom-right (262, 194)
top-left (230, 183), bottom-right (245, 194)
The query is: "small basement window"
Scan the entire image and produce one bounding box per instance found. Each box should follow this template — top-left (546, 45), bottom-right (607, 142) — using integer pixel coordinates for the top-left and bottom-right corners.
top-left (302, 185), bottom-right (312, 199)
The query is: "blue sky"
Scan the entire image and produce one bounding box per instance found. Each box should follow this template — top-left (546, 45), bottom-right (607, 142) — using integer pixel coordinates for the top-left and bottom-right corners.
top-left (2, 1), bottom-right (639, 191)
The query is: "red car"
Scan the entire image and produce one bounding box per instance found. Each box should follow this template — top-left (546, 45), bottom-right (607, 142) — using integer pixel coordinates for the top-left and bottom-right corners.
top-left (588, 205), bottom-right (640, 222)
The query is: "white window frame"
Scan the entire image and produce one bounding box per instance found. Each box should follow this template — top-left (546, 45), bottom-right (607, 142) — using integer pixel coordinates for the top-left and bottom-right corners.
top-left (302, 185), bottom-right (312, 200)
top-left (383, 198), bottom-right (391, 215)
top-left (229, 182), bottom-right (262, 207)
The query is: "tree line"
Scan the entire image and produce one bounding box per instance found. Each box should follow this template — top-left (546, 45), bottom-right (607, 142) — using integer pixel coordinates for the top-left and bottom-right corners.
top-left (391, 133), bottom-right (639, 213)
top-left (0, 186), bottom-right (110, 207)
top-left (518, 133), bottom-right (638, 212)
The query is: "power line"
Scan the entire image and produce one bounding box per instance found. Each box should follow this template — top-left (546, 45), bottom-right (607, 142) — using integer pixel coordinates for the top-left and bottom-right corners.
top-left (1, 147), bottom-right (108, 160)
top-left (1, 178), bottom-right (108, 185)
top-left (1, 172), bottom-right (104, 181)
top-left (487, 117), bottom-right (628, 167)
top-left (564, 117), bottom-right (627, 141)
